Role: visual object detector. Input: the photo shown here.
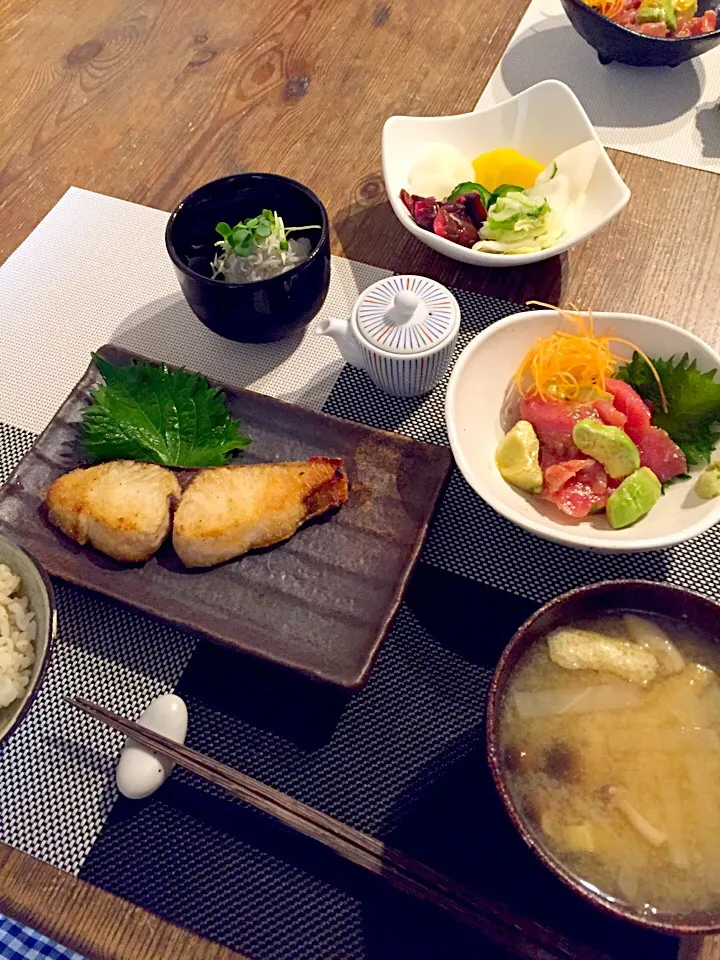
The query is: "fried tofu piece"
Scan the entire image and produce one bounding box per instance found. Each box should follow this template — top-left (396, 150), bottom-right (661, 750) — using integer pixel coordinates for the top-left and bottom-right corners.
top-left (547, 628), bottom-right (659, 686)
top-left (46, 461), bottom-right (181, 562)
top-left (173, 457), bottom-right (348, 568)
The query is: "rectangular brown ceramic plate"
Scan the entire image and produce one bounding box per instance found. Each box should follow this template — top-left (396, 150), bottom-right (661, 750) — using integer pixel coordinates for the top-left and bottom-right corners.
top-left (0, 345), bottom-right (452, 689)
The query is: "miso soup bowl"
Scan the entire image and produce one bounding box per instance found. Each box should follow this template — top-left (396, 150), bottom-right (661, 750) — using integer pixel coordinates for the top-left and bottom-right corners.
top-left (486, 579), bottom-right (720, 935)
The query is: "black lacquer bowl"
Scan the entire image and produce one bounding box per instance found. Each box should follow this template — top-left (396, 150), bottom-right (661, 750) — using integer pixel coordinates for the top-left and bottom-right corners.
top-left (561, 0), bottom-right (720, 66)
top-left (166, 173), bottom-right (331, 343)
top-left (487, 579), bottom-right (720, 934)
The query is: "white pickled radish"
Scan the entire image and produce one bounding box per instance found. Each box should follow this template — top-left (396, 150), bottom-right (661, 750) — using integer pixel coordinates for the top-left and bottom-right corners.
top-left (513, 684), bottom-right (643, 718)
top-left (549, 140), bottom-right (601, 198)
top-left (407, 143), bottom-right (474, 200)
top-left (623, 614), bottom-right (685, 675)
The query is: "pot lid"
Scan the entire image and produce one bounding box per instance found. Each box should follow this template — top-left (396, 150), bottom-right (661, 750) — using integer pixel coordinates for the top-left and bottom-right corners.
top-left (354, 275), bottom-right (459, 355)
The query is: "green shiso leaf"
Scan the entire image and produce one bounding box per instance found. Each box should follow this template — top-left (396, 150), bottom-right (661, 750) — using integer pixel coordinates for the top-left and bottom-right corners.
top-left (616, 352), bottom-right (720, 466)
top-left (82, 354), bottom-right (251, 468)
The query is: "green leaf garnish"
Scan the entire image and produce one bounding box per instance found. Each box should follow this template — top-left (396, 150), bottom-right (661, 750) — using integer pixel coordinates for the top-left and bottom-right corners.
top-left (82, 354), bottom-right (251, 468)
top-left (616, 352), bottom-right (720, 466)
top-left (211, 211), bottom-right (321, 280)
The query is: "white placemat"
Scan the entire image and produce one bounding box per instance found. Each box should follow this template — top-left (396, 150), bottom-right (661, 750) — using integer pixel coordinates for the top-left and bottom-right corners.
top-left (476, 0), bottom-right (720, 174)
top-left (0, 187), bottom-right (391, 435)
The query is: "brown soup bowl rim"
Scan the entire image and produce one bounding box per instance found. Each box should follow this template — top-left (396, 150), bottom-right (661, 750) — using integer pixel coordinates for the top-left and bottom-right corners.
top-left (486, 578), bottom-right (720, 935)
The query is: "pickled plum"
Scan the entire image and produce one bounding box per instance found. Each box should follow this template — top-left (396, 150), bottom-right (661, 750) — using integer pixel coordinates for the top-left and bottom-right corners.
top-left (400, 189), bottom-right (439, 231)
top-left (400, 188), bottom-right (480, 244)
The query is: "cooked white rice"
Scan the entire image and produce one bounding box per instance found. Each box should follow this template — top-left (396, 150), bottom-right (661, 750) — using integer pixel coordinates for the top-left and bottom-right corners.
top-left (0, 564), bottom-right (36, 709)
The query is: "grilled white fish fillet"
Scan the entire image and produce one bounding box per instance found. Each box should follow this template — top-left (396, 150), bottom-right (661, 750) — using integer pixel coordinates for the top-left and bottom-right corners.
top-left (173, 457), bottom-right (348, 568)
top-left (46, 461), bottom-right (181, 562)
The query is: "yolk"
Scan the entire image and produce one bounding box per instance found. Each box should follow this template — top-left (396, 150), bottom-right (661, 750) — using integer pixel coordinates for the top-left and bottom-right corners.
top-left (472, 148), bottom-right (545, 192)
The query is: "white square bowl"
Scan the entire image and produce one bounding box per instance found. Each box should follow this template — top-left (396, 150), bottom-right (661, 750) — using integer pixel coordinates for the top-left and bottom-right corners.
top-left (382, 80), bottom-right (630, 268)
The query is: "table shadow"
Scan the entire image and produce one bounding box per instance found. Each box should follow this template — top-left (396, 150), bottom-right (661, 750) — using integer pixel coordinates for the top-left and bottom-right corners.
top-left (370, 735), bottom-right (680, 960)
top-left (110, 293), bottom-right (307, 388)
top-left (176, 638), bottom-right (349, 751)
top-left (696, 100), bottom-right (720, 158)
top-left (499, 16), bottom-right (703, 130)
top-left (334, 196), bottom-right (566, 313)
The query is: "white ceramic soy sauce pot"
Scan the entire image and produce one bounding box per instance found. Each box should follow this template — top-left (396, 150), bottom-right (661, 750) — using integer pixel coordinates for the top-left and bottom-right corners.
top-left (315, 275), bottom-right (460, 398)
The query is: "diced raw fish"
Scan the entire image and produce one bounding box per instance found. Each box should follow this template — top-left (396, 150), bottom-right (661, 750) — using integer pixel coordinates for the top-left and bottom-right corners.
top-left (635, 426), bottom-right (687, 483)
top-left (544, 458), bottom-right (595, 495)
top-left (594, 398), bottom-right (627, 429)
top-left (463, 192), bottom-right (488, 228)
top-left (400, 189), bottom-right (440, 232)
top-left (605, 379), bottom-right (652, 444)
top-left (433, 202), bottom-right (479, 247)
top-left (520, 397), bottom-right (599, 461)
top-left (542, 459), bottom-right (609, 518)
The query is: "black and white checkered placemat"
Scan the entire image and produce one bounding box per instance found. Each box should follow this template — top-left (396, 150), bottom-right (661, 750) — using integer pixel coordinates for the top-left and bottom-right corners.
top-left (66, 287), bottom-right (684, 960)
top-left (0, 423), bottom-right (199, 873)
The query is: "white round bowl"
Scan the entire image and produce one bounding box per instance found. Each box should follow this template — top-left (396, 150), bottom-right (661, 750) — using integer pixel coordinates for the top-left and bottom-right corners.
top-left (382, 80), bottom-right (630, 269)
top-left (0, 533), bottom-right (56, 743)
top-left (446, 311), bottom-right (720, 552)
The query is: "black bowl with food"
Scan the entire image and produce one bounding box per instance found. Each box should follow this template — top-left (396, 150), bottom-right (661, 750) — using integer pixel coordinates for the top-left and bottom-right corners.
top-left (487, 580), bottom-right (720, 934)
top-left (561, 0), bottom-right (720, 66)
top-left (166, 173), bottom-right (330, 343)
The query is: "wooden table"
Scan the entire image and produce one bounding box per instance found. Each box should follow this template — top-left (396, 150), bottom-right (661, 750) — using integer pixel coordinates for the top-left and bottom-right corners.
top-left (1, 1), bottom-right (719, 957)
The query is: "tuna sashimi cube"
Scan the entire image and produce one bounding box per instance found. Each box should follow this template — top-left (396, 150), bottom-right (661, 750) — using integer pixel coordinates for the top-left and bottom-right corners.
top-left (520, 397), bottom-right (599, 461)
top-left (542, 459), bottom-right (609, 518)
top-left (605, 379), bottom-right (652, 444)
top-left (635, 426), bottom-right (687, 483)
top-left (593, 398), bottom-right (627, 429)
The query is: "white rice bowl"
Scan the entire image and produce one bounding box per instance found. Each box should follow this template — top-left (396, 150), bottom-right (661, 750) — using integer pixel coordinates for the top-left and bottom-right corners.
top-left (0, 563), bottom-right (36, 709)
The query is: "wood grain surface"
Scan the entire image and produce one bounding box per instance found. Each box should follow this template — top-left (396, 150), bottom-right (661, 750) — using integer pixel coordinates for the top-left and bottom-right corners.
top-left (0, 843), bottom-right (244, 959)
top-left (1, 0), bottom-right (720, 958)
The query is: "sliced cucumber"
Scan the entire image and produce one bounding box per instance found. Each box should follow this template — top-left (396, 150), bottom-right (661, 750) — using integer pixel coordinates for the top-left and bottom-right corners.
top-left (535, 161), bottom-right (557, 186)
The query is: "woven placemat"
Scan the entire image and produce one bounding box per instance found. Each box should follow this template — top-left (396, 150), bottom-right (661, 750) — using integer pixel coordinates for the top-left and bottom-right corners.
top-left (77, 290), bottom-right (681, 960)
top-left (0, 189), bottom-right (387, 875)
top-left (0, 190), bottom-right (701, 958)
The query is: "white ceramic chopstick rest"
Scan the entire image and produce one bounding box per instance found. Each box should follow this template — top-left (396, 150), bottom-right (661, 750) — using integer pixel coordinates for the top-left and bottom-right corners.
top-left (116, 694), bottom-right (188, 799)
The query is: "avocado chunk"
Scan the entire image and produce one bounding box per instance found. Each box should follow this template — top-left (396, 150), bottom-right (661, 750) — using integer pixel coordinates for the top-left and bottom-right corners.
top-left (572, 419), bottom-right (640, 480)
top-left (696, 461), bottom-right (720, 500)
top-left (496, 420), bottom-right (543, 494)
top-left (607, 467), bottom-right (661, 530)
top-left (637, 0), bottom-right (676, 29)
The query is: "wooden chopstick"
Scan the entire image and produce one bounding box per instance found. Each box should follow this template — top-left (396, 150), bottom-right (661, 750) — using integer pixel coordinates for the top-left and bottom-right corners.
top-left (69, 696), bottom-right (613, 960)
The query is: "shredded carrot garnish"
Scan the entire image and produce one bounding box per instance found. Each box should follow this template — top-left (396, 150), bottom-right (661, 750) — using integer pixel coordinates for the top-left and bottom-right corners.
top-left (583, 0), bottom-right (625, 19)
top-left (517, 302), bottom-right (668, 413)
